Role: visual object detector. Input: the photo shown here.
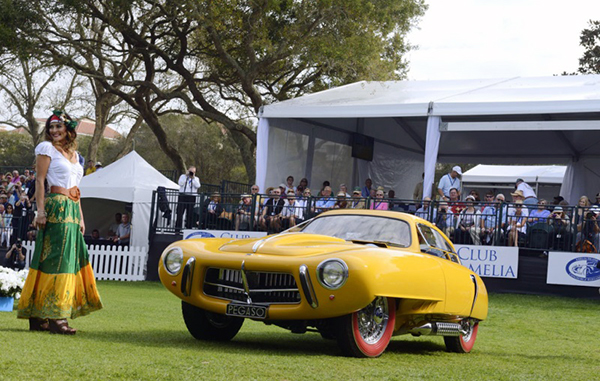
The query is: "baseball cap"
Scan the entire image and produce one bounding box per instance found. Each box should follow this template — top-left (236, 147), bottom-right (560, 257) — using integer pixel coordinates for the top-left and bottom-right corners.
top-left (452, 166), bottom-right (462, 175)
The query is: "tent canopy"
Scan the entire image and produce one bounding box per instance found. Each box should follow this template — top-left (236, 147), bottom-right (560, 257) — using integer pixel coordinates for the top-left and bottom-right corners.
top-left (462, 165), bottom-right (567, 184)
top-left (79, 151), bottom-right (178, 248)
top-left (257, 75), bottom-right (600, 204)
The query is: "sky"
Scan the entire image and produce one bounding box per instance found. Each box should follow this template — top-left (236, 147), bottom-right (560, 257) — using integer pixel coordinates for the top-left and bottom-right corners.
top-left (405, 0), bottom-right (600, 80)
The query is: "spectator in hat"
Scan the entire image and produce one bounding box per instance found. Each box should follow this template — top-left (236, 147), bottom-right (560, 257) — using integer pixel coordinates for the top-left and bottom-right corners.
top-left (278, 183), bottom-right (288, 199)
top-left (350, 187), bottom-right (366, 209)
top-left (437, 166), bottom-right (462, 201)
top-left (515, 178), bottom-right (537, 209)
top-left (281, 189), bottom-right (303, 228)
top-left (552, 195), bottom-right (564, 207)
top-left (333, 191), bottom-right (348, 209)
top-left (95, 161), bottom-right (103, 170)
top-left (507, 200), bottom-right (528, 247)
top-left (549, 206), bottom-right (571, 250)
top-left (235, 194), bottom-right (253, 231)
top-left (510, 190), bottom-right (525, 203)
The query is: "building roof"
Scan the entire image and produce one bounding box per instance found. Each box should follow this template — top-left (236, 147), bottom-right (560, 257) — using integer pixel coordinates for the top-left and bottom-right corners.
top-left (10, 117), bottom-right (122, 139)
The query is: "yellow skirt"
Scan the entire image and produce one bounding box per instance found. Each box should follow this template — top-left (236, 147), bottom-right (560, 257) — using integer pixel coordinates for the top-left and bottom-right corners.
top-left (17, 194), bottom-right (103, 319)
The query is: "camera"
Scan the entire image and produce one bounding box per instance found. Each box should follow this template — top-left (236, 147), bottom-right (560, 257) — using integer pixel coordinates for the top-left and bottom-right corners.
top-left (188, 171), bottom-right (194, 177)
top-left (586, 212), bottom-right (596, 220)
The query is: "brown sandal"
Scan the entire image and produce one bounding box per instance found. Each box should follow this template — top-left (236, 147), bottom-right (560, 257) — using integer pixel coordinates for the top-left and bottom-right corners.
top-left (29, 318), bottom-right (50, 332)
top-left (49, 319), bottom-right (77, 335)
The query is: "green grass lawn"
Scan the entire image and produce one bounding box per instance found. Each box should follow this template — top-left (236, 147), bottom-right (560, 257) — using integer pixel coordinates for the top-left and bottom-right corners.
top-left (1, 281), bottom-right (599, 381)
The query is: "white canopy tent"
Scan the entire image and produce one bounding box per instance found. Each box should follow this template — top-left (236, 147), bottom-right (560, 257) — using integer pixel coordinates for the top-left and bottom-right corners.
top-left (462, 165), bottom-right (567, 201)
top-left (79, 151), bottom-right (178, 248)
top-left (257, 75), bottom-right (600, 204)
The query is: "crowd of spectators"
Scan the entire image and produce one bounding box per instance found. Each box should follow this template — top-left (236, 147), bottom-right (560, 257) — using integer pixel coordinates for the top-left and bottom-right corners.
top-left (0, 169), bottom-right (37, 249)
top-left (171, 169), bottom-right (600, 254)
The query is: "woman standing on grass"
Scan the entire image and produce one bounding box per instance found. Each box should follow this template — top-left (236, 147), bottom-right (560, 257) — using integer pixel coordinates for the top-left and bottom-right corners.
top-left (17, 110), bottom-right (103, 334)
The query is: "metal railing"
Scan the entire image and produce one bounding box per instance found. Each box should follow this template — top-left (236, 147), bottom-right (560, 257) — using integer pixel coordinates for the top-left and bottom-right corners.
top-left (147, 189), bottom-right (600, 253)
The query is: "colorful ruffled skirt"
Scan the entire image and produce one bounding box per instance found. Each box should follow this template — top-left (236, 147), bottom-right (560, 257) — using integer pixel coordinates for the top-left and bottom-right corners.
top-left (17, 194), bottom-right (103, 319)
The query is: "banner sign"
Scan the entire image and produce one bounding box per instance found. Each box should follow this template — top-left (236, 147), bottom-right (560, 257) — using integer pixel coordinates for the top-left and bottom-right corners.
top-left (454, 245), bottom-right (519, 278)
top-left (183, 229), bottom-right (267, 240)
top-left (547, 252), bottom-right (600, 287)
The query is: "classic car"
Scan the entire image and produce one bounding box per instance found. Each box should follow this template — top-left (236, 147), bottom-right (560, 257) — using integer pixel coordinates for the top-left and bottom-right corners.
top-left (159, 209), bottom-right (488, 357)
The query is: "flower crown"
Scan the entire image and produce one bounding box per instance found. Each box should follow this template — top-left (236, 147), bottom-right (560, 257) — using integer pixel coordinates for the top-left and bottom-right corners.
top-left (49, 110), bottom-right (78, 130)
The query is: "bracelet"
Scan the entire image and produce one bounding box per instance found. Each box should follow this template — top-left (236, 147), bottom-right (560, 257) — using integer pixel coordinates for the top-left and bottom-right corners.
top-left (37, 211), bottom-right (46, 217)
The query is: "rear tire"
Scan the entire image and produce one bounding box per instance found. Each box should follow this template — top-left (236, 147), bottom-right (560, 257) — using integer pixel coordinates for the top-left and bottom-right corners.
top-left (336, 297), bottom-right (396, 357)
top-left (444, 321), bottom-right (479, 353)
top-left (182, 301), bottom-right (244, 341)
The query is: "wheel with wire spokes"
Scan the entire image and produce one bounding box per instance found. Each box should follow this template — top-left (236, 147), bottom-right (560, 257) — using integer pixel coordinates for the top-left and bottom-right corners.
top-left (336, 297), bottom-right (396, 357)
top-left (444, 319), bottom-right (479, 353)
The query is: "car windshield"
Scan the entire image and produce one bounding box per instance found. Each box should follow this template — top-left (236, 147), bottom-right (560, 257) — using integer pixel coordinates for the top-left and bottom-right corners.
top-left (290, 214), bottom-right (411, 247)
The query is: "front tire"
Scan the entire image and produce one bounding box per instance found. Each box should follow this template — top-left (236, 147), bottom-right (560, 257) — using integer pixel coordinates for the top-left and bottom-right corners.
top-left (182, 301), bottom-right (244, 341)
top-left (444, 320), bottom-right (479, 353)
top-left (336, 297), bottom-right (396, 357)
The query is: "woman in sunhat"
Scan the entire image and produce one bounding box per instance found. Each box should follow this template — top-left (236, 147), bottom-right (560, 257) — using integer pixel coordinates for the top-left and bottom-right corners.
top-left (17, 110), bottom-right (103, 334)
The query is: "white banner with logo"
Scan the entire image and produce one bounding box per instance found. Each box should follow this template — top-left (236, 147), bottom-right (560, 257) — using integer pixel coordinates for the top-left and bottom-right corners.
top-left (454, 245), bottom-right (519, 278)
top-left (547, 252), bottom-right (600, 287)
top-left (183, 229), bottom-right (267, 240)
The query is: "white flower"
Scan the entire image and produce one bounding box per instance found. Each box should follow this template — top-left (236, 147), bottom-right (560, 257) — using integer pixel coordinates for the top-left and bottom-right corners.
top-left (0, 266), bottom-right (26, 298)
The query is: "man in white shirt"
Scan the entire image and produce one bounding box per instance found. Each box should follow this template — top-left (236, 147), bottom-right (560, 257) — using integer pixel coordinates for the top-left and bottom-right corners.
top-left (515, 178), bottom-right (538, 210)
top-left (437, 166), bottom-right (462, 201)
top-left (175, 166), bottom-right (201, 230)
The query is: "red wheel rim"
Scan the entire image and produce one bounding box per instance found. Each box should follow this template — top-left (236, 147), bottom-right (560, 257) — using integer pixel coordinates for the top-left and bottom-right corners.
top-left (351, 297), bottom-right (396, 357)
top-left (459, 322), bottom-right (479, 353)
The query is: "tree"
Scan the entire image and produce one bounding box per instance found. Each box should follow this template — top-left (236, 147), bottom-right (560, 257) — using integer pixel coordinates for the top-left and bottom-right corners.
top-left (1, 0), bottom-right (427, 181)
top-left (0, 55), bottom-right (83, 146)
top-left (132, 114), bottom-right (249, 185)
top-left (579, 20), bottom-right (600, 74)
top-left (0, 131), bottom-right (35, 166)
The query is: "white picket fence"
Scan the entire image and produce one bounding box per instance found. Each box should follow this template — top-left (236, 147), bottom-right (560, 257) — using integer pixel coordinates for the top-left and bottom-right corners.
top-left (22, 242), bottom-right (147, 281)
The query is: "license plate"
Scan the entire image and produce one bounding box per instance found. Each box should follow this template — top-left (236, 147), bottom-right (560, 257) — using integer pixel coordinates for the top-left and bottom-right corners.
top-left (226, 303), bottom-right (268, 319)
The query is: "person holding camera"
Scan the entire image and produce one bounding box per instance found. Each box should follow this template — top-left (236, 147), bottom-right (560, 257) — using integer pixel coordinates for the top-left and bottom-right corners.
top-left (4, 238), bottom-right (26, 270)
top-left (576, 207), bottom-right (600, 252)
top-left (175, 166), bottom-right (201, 231)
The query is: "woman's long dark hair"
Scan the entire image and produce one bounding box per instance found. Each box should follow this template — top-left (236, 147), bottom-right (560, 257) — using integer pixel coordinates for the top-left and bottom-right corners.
top-left (44, 112), bottom-right (78, 153)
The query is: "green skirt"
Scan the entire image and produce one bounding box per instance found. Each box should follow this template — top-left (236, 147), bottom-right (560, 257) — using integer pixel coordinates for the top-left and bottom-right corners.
top-left (17, 194), bottom-right (103, 319)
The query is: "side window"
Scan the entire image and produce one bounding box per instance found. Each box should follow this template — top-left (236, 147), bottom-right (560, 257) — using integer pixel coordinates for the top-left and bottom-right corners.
top-left (417, 224), bottom-right (445, 258)
top-left (418, 223), bottom-right (458, 262)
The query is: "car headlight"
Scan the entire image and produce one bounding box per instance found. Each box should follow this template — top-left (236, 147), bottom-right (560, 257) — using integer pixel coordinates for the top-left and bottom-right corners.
top-left (317, 259), bottom-right (348, 290)
top-left (163, 247), bottom-right (184, 275)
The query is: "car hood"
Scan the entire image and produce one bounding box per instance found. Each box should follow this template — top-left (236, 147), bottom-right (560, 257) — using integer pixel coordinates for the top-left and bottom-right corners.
top-left (219, 232), bottom-right (365, 257)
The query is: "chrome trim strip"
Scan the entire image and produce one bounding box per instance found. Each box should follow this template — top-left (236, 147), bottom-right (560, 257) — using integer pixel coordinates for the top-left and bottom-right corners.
top-left (469, 274), bottom-right (478, 316)
top-left (299, 265), bottom-right (318, 308)
top-left (180, 257), bottom-right (195, 297)
top-left (240, 260), bottom-right (252, 304)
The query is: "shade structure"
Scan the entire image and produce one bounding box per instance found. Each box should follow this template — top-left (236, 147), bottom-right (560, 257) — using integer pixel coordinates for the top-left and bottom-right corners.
top-left (257, 75), bottom-right (600, 204)
top-left (79, 151), bottom-right (178, 248)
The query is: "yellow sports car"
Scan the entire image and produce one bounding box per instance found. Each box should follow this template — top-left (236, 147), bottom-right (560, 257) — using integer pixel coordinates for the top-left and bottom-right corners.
top-left (159, 209), bottom-right (488, 357)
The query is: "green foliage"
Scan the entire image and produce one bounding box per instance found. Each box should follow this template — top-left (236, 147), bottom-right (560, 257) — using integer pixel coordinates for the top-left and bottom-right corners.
top-left (76, 135), bottom-right (126, 166)
top-left (579, 20), bottom-right (600, 74)
top-left (132, 115), bottom-right (249, 185)
top-left (0, 131), bottom-right (35, 166)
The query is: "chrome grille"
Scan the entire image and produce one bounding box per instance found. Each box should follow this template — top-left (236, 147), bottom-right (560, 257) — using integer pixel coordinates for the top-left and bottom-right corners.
top-left (203, 268), bottom-right (301, 304)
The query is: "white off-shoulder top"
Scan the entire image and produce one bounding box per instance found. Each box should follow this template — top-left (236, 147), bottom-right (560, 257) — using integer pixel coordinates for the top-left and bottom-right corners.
top-left (35, 141), bottom-right (84, 189)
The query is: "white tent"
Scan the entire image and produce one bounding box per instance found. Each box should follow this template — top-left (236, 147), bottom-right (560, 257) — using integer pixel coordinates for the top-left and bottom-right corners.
top-left (462, 165), bottom-right (567, 185)
top-left (79, 151), bottom-right (178, 248)
top-left (257, 75), bottom-right (600, 204)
